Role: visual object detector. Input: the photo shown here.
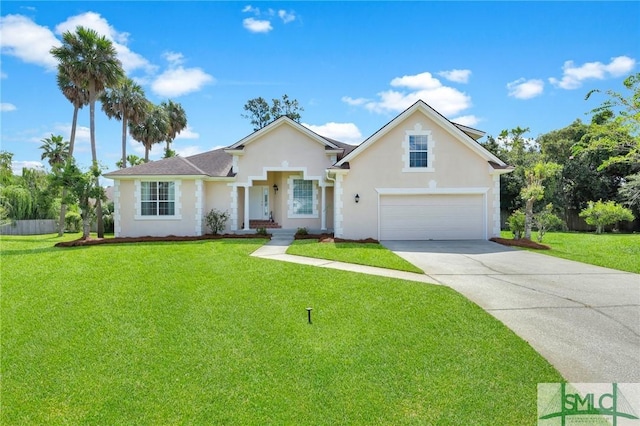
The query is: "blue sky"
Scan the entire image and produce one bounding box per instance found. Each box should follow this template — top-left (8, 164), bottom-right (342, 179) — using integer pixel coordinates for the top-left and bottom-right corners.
top-left (1, 1), bottom-right (638, 175)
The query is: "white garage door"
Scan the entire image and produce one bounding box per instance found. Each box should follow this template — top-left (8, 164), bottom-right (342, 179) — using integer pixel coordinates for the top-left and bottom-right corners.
top-left (379, 194), bottom-right (485, 240)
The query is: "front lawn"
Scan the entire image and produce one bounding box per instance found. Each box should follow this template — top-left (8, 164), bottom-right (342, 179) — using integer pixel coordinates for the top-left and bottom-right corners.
top-left (500, 231), bottom-right (640, 274)
top-left (287, 239), bottom-right (424, 273)
top-left (1, 234), bottom-right (562, 424)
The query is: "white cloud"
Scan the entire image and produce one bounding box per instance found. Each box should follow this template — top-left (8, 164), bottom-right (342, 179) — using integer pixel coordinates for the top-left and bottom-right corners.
top-left (0, 14), bottom-right (60, 70)
top-left (1, 103), bottom-right (17, 112)
top-left (55, 12), bottom-right (154, 74)
top-left (348, 71), bottom-right (473, 117)
top-left (391, 72), bottom-right (442, 90)
top-left (243, 18), bottom-right (273, 33)
top-left (507, 78), bottom-right (544, 99)
top-left (242, 5), bottom-right (260, 14)
top-left (11, 160), bottom-right (44, 175)
top-left (549, 55), bottom-right (636, 90)
top-left (174, 126), bottom-right (199, 140)
top-left (438, 69), bottom-right (472, 84)
top-left (175, 145), bottom-right (203, 157)
top-left (162, 51), bottom-right (184, 66)
top-left (278, 10), bottom-right (296, 23)
top-left (303, 122), bottom-right (363, 144)
top-left (1, 71), bottom-right (7, 79)
top-left (451, 115), bottom-right (480, 127)
top-left (341, 96), bottom-right (369, 106)
top-left (151, 66), bottom-right (214, 97)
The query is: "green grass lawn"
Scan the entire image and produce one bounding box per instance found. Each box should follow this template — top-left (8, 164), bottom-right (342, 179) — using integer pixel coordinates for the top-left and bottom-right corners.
top-left (1, 234), bottom-right (562, 424)
top-left (286, 239), bottom-right (424, 273)
top-left (500, 231), bottom-right (640, 274)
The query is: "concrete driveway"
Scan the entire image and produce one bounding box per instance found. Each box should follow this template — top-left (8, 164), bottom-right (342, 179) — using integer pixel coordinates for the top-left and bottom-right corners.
top-left (382, 240), bottom-right (640, 383)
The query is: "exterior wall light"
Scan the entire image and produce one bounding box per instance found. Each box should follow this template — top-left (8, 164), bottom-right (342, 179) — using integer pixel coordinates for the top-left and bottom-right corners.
top-left (355, 194), bottom-right (360, 203)
top-left (273, 184), bottom-right (278, 193)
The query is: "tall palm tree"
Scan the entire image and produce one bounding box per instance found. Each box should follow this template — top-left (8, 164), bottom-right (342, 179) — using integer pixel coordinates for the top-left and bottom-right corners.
top-left (161, 100), bottom-right (187, 158)
top-left (129, 103), bottom-right (169, 162)
top-left (40, 134), bottom-right (71, 236)
top-left (56, 71), bottom-right (89, 156)
top-left (101, 78), bottom-right (148, 168)
top-left (51, 26), bottom-right (125, 238)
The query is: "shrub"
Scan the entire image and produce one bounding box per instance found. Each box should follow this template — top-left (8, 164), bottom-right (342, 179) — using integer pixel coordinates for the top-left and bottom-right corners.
top-left (533, 204), bottom-right (564, 242)
top-left (205, 208), bottom-right (230, 234)
top-left (295, 227), bottom-right (308, 236)
top-left (256, 227), bottom-right (268, 236)
top-left (507, 210), bottom-right (525, 239)
top-left (65, 211), bottom-right (82, 232)
top-left (579, 200), bottom-right (635, 234)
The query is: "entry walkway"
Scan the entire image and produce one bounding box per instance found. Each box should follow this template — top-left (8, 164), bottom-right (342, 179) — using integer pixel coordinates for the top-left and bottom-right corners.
top-left (250, 234), bottom-right (437, 284)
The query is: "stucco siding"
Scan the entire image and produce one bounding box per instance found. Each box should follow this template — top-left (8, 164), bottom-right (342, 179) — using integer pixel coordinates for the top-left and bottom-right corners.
top-left (117, 179), bottom-right (199, 237)
top-left (203, 181), bottom-right (233, 234)
top-left (340, 110), bottom-right (495, 240)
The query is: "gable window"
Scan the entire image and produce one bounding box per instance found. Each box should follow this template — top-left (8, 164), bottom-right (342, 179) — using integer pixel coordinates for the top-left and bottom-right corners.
top-left (403, 124), bottom-right (434, 172)
top-left (141, 181), bottom-right (175, 216)
top-left (409, 135), bottom-right (428, 167)
top-left (288, 176), bottom-right (318, 218)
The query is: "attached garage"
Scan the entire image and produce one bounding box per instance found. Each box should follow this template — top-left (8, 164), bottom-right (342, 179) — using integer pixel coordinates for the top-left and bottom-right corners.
top-left (379, 193), bottom-right (486, 240)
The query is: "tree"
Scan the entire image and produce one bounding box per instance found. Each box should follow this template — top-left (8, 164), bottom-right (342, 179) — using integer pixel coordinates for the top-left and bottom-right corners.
top-left (50, 26), bottom-right (125, 238)
top-left (100, 77), bottom-right (148, 169)
top-left (40, 134), bottom-right (71, 235)
top-left (242, 94), bottom-right (304, 131)
top-left (579, 200), bottom-right (635, 234)
top-left (51, 160), bottom-right (106, 240)
top-left (116, 154), bottom-right (145, 169)
top-left (129, 103), bottom-right (169, 162)
top-left (578, 73), bottom-right (640, 169)
top-left (521, 162), bottom-right (562, 240)
top-left (619, 173), bottom-right (640, 211)
top-left (161, 100), bottom-right (187, 158)
top-left (0, 150), bottom-right (13, 186)
top-left (533, 204), bottom-right (563, 242)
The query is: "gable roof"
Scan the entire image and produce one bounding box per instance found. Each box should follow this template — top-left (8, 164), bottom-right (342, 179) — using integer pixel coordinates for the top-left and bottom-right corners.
top-left (227, 116), bottom-right (341, 151)
top-left (336, 100), bottom-right (507, 167)
top-left (104, 148), bottom-right (233, 178)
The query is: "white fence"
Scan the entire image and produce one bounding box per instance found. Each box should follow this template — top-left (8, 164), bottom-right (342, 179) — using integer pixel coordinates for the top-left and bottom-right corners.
top-left (0, 220), bottom-right (57, 235)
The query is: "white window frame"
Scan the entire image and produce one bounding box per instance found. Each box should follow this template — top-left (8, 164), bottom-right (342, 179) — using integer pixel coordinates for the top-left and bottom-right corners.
top-left (402, 124), bottom-right (434, 172)
top-left (134, 180), bottom-right (182, 220)
top-left (287, 175), bottom-right (318, 218)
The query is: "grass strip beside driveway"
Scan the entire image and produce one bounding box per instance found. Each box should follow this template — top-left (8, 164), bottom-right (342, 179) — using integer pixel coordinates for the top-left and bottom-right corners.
top-left (500, 231), bottom-right (640, 274)
top-left (287, 239), bottom-right (424, 273)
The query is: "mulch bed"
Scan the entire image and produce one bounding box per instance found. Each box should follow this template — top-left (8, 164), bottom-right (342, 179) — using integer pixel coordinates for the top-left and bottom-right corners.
top-left (55, 233), bottom-right (271, 247)
top-left (295, 233), bottom-right (379, 244)
top-left (490, 237), bottom-right (551, 250)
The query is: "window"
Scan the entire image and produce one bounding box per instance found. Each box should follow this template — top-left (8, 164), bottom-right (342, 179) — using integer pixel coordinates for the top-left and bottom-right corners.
top-left (403, 125), bottom-right (434, 172)
top-left (409, 135), bottom-right (428, 168)
top-left (141, 181), bottom-right (175, 216)
top-left (292, 179), bottom-right (313, 215)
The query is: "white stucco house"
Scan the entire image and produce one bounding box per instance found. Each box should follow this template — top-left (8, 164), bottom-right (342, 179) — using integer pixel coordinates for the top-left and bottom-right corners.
top-left (105, 100), bottom-right (513, 240)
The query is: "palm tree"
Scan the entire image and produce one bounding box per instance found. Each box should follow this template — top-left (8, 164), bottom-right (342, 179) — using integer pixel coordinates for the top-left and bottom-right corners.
top-left (40, 134), bottom-right (70, 235)
top-left (101, 78), bottom-right (148, 168)
top-left (129, 103), bottom-right (169, 162)
top-left (56, 71), bottom-right (89, 156)
top-left (161, 100), bottom-right (187, 158)
top-left (51, 26), bottom-right (125, 238)
top-left (40, 134), bottom-right (70, 170)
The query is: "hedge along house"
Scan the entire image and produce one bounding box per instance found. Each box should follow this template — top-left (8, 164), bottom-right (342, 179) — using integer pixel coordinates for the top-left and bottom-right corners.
top-left (105, 100), bottom-right (513, 240)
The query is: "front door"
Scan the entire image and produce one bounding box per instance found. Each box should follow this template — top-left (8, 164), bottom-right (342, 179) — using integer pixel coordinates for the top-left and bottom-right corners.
top-left (249, 186), bottom-right (269, 220)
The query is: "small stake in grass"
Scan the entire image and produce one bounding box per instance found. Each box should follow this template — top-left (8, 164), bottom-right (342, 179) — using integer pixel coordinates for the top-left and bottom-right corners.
top-left (306, 307), bottom-right (313, 324)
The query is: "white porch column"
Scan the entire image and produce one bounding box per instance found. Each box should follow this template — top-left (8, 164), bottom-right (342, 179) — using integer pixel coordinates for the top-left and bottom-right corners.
top-left (320, 183), bottom-right (327, 231)
top-left (243, 186), bottom-right (250, 230)
top-left (230, 185), bottom-right (238, 231)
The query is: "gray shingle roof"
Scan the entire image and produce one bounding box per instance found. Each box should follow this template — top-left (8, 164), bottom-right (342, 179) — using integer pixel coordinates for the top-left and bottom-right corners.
top-left (105, 148), bottom-right (233, 178)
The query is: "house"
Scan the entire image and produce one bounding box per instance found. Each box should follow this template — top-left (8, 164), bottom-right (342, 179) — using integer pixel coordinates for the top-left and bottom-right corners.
top-left (105, 100), bottom-right (513, 240)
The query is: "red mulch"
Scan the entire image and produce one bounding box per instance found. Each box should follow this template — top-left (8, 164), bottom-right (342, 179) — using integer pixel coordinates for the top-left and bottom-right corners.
top-left (489, 237), bottom-right (550, 250)
top-left (55, 233), bottom-right (271, 247)
top-left (295, 234), bottom-right (379, 244)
